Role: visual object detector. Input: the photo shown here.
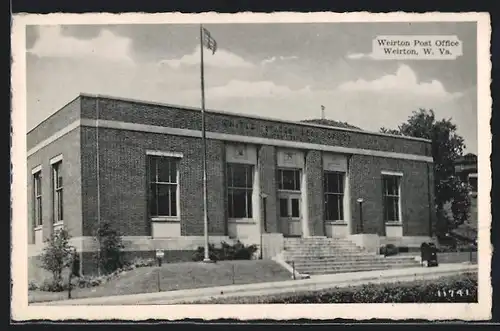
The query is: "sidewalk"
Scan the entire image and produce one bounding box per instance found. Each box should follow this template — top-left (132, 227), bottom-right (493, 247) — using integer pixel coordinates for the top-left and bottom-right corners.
top-left (33, 263), bottom-right (477, 306)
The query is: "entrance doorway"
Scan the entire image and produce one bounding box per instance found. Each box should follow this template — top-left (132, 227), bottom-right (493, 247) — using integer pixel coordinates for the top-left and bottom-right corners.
top-left (279, 192), bottom-right (302, 237)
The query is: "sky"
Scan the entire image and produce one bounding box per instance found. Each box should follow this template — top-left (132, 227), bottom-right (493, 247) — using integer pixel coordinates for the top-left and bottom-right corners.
top-left (26, 22), bottom-right (478, 154)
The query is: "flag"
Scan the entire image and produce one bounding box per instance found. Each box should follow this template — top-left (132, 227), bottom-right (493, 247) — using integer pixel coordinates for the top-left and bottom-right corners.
top-left (202, 27), bottom-right (217, 55)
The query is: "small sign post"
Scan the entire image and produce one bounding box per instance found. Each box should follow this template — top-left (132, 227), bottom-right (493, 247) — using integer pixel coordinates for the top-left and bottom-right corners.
top-left (156, 249), bottom-right (165, 267)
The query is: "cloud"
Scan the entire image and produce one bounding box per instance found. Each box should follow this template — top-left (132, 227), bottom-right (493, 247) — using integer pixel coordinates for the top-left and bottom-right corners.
top-left (205, 80), bottom-right (311, 98)
top-left (27, 26), bottom-right (134, 65)
top-left (159, 46), bottom-right (254, 69)
top-left (337, 64), bottom-right (462, 99)
top-left (346, 52), bottom-right (374, 60)
top-left (261, 55), bottom-right (299, 65)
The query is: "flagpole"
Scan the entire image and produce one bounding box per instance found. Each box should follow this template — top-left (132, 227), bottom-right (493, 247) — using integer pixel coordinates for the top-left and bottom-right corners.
top-left (200, 24), bottom-right (211, 262)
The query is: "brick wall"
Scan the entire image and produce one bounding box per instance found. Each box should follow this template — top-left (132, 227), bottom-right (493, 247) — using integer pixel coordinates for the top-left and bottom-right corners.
top-left (80, 127), bottom-right (226, 237)
top-left (27, 129), bottom-right (83, 243)
top-left (78, 95), bottom-right (431, 157)
top-left (27, 94), bottom-right (434, 242)
top-left (27, 97), bottom-right (81, 150)
top-left (349, 154), bottom-right (433, 237)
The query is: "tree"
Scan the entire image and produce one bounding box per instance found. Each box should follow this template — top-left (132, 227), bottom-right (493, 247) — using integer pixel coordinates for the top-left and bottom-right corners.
top-left (380, 109), bottom-right (469, 235)
top-left (40, 228), bottom-right (74, 286)
top-left (94, 220), bottom-right (125, 275)
top-left (380, 127), bottom-right (403, 136)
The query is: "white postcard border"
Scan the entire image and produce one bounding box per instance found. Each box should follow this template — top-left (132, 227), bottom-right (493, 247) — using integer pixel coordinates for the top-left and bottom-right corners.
top-left (11, 11), bottom-right (492, 321)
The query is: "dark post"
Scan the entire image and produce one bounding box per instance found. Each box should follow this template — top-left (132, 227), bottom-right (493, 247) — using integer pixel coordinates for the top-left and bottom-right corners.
top-left (260, 195), bottom-right (268, 260)
top-left (232, 265), bottom-right (235, 284)
top-left (157, 269), bottom-right (161, 292)
top-left (67, 249), bottom-right (80, 299)
top-left (67, 273), bottom-right (73, 299)
top-left (357, 198), bottom-right (364, 233)
top-left (156, 249), bottom-right (164, 267)
top-left (292, 261), bottom-right (296, 280)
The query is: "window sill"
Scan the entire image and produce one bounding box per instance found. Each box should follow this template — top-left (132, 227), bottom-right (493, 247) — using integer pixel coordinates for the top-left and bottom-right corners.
top-left (325, 221), bottom-right (348, 225)
top-left (34, 226), bottom-right (43, 231)
top-left (277, 189), bottom-right (301, 193)
top-left (151, 217), bottom-right (180, 223)
top-left (385, 222), bottom-right (403, 226)
top-left (228, 218), bottom-right (256, 224)
top-left (53, 221), bottom-right (64, 227)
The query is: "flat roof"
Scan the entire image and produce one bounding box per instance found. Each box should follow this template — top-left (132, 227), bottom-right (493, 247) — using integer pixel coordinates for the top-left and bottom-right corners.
top-left (28, 93), bottom-right (432, 144)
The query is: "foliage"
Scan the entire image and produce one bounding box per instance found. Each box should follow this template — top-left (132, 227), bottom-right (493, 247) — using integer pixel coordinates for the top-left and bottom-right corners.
top-left (39, 229), bottom-right (74, 285)
top-left (93, 220), bottom-right (126, 275)
top-left (29, 257), bottom-right (157, 292)
top-left (301, 119), bottom-right (361, 130)
top-left (380, 109), bottom-right (470, 234)
top-left (379, 244), bottom-right (399, 256)
top-left (195, 273), bottom-right (478, 304)
top-left (192, 241), bottom-right (258, 261)
top-left (126, 257), bottom-right (156, 268)
top-left (437, 243), bottom-right (478, 253)
top-left (380, 127), bottom-right (403, 135)
top-left (450, 179), bottom-right (473, 228)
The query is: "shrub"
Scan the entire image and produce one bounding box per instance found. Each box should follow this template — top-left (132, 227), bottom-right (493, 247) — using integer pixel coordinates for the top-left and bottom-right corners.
top-left (39, 279), bottom-right (66, 292)
top-left (458, 243), bottom-right (478, 252)
top-left (194, 273), bottom-right (478, 304)
top-left (28, 281), bottom-right (39, 291)
top-left (192, 243), bottom-right (220, 262)
top-left (93, 220), bottom-right (126, 275)
top-left (380, 244), bottom-right (399, 256)
top-left (39, 229), bottom-right (74, 286)
top-left (192, 241), bottom-right (258, 261)
top-left (126, 257), bottom-right (156, 269)
top-left (30, 255), bottom-right (158, 292)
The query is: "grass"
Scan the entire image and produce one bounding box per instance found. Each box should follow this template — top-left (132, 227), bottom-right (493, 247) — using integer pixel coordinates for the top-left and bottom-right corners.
top-left (28, 260), bottom-right (292, 303)
top-left (186, 272), bottom-right (478, 304)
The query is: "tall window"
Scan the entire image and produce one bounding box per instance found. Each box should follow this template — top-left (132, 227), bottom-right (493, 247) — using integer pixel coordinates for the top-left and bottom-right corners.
top-left (324, 172), bottom-right (344, 221)
top-left (33, 171), bottom-right (42, 227)
top-left (52, 162), bottom-right (63, 223)
top-left (383, 175), bottom-right (401, 222)
top-left (149, 156), bottom-right (179, 217)
top-left (278, 169), bottom-right (301, 191)
top-left (227, 163), bottom-right (253, 218)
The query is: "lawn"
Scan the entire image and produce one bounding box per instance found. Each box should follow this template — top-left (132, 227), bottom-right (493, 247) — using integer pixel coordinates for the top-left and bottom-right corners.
top-left (185, 272), bottom-right (478, 304)
top-left (29, 260), bottom-right (292, 303)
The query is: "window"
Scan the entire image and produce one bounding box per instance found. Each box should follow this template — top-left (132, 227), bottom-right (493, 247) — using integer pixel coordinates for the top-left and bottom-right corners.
top-left (383, 175), bottom-right (401, 222)
top-left (148, 156), bottom-right (179, 217)
top-left (227, 163), bottom-right (253, 218)
top-left (324, 171), bottom-right (344, 221)
top-left (52, 162), bottom-right (63, 223)
top-left (278, 169), bottom-right (301, 191)
top-left (33, 171), bottom-right (42, 227)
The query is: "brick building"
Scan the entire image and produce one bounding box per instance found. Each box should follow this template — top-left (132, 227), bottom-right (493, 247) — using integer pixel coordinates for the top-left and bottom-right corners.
top-left (27, 94), bottom-right (435, 273)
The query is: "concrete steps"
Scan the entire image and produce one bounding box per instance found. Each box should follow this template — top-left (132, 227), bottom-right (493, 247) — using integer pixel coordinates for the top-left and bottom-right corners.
top-left (283, 237), bottom-right (421, 275)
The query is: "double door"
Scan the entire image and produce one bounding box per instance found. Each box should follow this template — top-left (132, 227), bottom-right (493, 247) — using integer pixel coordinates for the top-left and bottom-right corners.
top-left (279, 192), bottom-right (302, 237)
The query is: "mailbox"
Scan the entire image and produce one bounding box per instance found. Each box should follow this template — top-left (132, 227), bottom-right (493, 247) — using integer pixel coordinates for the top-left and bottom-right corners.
top-left (420, 242), bottom-right (438, 267)
top-left (155, 249), bottom-right (165, 267)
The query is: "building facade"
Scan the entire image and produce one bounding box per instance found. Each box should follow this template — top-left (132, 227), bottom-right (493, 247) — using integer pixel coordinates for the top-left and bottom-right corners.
top-left (27, 94), bottom-right (436, 270)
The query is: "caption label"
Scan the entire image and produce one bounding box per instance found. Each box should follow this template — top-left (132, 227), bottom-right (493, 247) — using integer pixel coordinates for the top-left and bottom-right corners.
top-left (372, 35), bottom-right (463, 60)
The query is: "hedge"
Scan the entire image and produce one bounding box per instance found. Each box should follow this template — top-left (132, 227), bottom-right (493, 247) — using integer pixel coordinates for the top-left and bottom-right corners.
top-left (192, 241), bottom-right (258, 262)
top-left (191, 272), bottom-right (478, 304)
